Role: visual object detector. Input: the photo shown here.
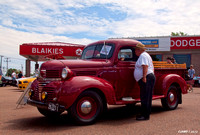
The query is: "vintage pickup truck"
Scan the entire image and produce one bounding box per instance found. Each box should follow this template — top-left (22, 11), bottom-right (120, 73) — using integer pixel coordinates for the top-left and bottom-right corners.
top-left (27, 39), bottom-right (188, 125)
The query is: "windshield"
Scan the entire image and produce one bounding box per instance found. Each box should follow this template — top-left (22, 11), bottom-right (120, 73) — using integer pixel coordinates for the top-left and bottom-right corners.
top-left (81, 43), bottom-right (115, 59)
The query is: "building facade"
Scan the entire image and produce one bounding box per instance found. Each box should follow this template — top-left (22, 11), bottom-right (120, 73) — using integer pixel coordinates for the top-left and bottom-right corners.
top-left (122, 36), bottom-right (200, 76)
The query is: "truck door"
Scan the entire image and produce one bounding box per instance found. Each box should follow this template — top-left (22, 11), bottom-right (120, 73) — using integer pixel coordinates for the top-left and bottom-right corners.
top-left (115, 47), bottom-right (140, 100)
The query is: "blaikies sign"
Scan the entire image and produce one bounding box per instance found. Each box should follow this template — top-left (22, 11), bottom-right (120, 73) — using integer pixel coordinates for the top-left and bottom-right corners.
top-left (20, 42), bottom-right (84, 57)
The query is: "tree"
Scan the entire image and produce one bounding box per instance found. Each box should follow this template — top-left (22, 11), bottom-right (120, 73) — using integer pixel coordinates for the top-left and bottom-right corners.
top-left (171, 32), bottom-right (188, 36)
top-left (6, 68), bottom-right (20, 76)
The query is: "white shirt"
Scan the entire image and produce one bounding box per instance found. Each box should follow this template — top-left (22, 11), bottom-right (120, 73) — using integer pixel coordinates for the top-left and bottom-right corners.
top-left (12, 72), bottom-right (16, 78)
top-left (188, 68), bottom-right (195, 79)
top-left (134, 52), bottom-right (154, 82)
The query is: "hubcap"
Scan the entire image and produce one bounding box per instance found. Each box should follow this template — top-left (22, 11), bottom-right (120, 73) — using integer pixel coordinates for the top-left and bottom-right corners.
top-left (81, 101), bottom-right (92, 114)
top-left (169, 93), bottom-right (175, 102)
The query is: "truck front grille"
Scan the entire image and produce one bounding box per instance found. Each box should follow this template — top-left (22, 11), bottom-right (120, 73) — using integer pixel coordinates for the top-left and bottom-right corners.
top-left (46, 70), bottom-right (61, 78)
top-left (42, 87), bottom-right (55, 102)
top-left (32, 82), bottom-right (48, 101)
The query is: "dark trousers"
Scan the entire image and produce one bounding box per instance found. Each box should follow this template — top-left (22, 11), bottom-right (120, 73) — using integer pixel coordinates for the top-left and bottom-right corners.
top-left (138, 73), bottom-right (155, 118)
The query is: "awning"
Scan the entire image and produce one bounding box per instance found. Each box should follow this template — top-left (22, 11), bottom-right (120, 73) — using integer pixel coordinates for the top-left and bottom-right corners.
top-left (19, 42), bottom-right (85, 61)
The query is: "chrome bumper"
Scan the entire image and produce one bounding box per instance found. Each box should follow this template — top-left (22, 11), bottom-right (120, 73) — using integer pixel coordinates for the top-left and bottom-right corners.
top-left (27, 99), bottom-right (65, 112)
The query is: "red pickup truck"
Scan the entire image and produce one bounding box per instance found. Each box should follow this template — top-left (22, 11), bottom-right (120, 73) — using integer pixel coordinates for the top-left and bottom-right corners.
top-left (27, 39), bottom-right (188, 125)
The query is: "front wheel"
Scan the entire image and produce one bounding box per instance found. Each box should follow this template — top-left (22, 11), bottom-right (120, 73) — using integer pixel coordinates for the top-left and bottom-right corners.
top-left (69, 91), bottom-right (103, 125)
top-left (161, 85), bottom-right (179, 110)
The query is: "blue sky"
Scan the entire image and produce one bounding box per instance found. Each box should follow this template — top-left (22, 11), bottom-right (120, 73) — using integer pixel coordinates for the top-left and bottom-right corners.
top-left (0, 0), bottom-right (200, 74)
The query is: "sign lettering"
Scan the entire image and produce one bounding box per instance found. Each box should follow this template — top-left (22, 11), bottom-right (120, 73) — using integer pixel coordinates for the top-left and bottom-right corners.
top-left (171, 36), bottom-right (200, 49)
top-left (32, 47), bottom-right (64, 54)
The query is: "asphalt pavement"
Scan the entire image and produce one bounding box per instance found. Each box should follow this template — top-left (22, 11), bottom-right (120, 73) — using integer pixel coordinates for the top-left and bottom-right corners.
top-left (0, 86), bottom-right (199, 135)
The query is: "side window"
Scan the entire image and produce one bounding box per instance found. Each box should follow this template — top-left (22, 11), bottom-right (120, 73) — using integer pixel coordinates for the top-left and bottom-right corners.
top-left (118, 48), bottom-right (138, 61)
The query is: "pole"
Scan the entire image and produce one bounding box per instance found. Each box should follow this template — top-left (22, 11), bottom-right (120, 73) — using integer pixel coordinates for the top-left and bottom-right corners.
top-left (4, 57), bottom-right (11, 76)
top-left (0, 55), bottom-right (3, 69)
top-left (0, 55), bottom-right (3, 75)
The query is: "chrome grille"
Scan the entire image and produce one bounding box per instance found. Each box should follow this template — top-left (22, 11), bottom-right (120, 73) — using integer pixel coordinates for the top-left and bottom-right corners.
top-left (32, 85), bottom-right (39, 101)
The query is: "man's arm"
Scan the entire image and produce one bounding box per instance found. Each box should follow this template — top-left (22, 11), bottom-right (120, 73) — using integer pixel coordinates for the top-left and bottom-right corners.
top-left (142, 65), bottom-right (148, 83)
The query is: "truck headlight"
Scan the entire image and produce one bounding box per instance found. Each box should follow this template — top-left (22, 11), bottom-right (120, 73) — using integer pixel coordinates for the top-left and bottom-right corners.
top-left (35, 69), bottom-right (40, 77)
top-left (61, 67), bottom-right (73, 79)
top-left (62, 68), bottom-right (68, 79)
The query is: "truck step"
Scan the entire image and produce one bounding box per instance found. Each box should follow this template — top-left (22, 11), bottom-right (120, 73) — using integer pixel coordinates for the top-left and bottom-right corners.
top-left (122, 97), bottom-right (136, 101)
top-left (115, 95), bottom-right (165, 105)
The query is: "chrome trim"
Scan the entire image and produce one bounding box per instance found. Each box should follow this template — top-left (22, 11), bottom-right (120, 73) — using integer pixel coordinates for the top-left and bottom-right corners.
top-left (27, 99), bottom-right (65, 112)
top-left (44, 78), bottom-right (61, 81)
top-left (169, 93), bottom-right (175, 102)
top-left (81, 101), bottom-right (92, 114)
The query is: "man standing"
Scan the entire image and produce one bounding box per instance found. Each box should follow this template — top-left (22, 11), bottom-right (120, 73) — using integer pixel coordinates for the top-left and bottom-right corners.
top-left (188, 65), bottom-right (195, 92)
top-left (12, 71), bottom-right (16, 80)
top-left (171, 57), bottom-right (177, 64)
top-left (134, 43), bottom-right (156, 121)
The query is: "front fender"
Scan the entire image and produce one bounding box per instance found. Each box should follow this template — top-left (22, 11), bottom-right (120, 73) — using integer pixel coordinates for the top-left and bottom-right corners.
top-left (59, 76), bottom-right (116, 109)
top-left (154, 74), bottom-right (188, 96)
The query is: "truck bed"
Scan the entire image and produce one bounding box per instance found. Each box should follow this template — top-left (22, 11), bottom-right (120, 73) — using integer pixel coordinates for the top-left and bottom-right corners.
top-left (153, 61), bottom-right (186, 78)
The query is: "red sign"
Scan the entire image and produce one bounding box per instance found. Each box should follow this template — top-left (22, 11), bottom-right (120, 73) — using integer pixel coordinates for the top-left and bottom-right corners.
top-left (171, 36), bottom-right (200, 49)
top-left (20, 42), bottom-right (85, 56)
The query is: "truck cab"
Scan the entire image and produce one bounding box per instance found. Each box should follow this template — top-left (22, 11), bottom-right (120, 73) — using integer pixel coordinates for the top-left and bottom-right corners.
top-left (28, 39), bottom-right (188, 125)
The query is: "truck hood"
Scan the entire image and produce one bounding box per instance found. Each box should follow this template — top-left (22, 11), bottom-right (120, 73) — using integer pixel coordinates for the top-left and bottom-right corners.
top-left (61, 59), bottom-right (105, 69)
top-left (40, 59), bottom-right (109, 71)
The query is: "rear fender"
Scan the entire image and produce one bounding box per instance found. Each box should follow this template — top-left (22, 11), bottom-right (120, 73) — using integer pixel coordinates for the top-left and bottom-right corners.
top-left (59, 76), bottom-right (116, 109)
top-left (155, 74), bottom-right (188, 96)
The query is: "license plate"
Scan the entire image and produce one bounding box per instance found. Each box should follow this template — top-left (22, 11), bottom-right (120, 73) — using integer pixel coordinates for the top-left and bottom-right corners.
top-left (48, 103), bottom-right (58, 112)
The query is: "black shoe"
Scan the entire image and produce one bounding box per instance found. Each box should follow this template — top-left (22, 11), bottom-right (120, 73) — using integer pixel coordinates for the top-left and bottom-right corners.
top-left (136, 115), bottom-right (149, 121)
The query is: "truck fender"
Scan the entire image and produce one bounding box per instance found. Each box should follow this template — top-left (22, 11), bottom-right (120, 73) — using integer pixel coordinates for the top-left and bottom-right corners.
top-left (59, 76), bottom-right (116, 109)
top-left (155, 74), bottom-right (188, 96)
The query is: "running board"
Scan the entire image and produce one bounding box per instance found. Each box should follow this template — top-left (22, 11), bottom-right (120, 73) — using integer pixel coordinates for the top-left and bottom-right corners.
top-left (115, 95), bottom-right (165, 105)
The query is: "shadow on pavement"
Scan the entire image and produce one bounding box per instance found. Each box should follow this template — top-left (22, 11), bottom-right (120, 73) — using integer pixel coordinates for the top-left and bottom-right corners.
top-left (3, 104), bottom-right (167, 132)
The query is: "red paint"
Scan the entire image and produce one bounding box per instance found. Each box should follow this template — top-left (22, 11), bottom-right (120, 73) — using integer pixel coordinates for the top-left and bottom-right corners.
top-left (29, 39), bottom-right (188, 123)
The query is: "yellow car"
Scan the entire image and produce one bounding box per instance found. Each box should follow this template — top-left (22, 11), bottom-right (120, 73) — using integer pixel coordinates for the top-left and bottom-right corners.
top-left (18, 77), bottom-right (36, 90)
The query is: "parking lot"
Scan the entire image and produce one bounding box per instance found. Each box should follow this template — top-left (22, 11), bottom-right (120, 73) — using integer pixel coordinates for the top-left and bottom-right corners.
top-left (0, 86), bottom-right (199, 135)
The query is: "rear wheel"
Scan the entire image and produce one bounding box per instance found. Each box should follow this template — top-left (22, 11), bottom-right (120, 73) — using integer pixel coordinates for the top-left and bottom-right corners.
top-left (69, 91), bottom-right (103, 125)
top-left (161, 85), bottom-right (179, 110)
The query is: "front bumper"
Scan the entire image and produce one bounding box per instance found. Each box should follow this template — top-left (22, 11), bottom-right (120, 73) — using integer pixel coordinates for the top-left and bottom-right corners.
top-left (27, 99), bottom-right (65, 112)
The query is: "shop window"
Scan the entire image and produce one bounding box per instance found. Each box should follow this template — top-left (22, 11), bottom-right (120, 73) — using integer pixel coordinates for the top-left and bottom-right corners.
top-left (173, 54), bottom-right (191, 68)
top-left (151, 54), bottom-right (162, 61)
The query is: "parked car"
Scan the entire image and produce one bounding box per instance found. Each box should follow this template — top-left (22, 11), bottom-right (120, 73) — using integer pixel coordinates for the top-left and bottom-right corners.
top-left (1, 76), bottom-right (13, 86)
top-left (16, 77), bottom-right (25, 87)
top-left (0, 79), bottom-right (3, 87)
top-left (18, 77), bottom-right (36, 90)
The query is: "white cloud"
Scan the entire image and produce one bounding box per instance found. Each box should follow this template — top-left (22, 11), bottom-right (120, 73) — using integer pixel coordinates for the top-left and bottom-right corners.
top-left (0, 0), bottom-right (200, 74)
top-left (0, 26), bottom-right (93, 59)
top-left (0, 0), bottom-right (200, 57)
top-left (0, 25), bottom-right (94, 74)
top-left (107, 0), bottom-right (200, 37)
